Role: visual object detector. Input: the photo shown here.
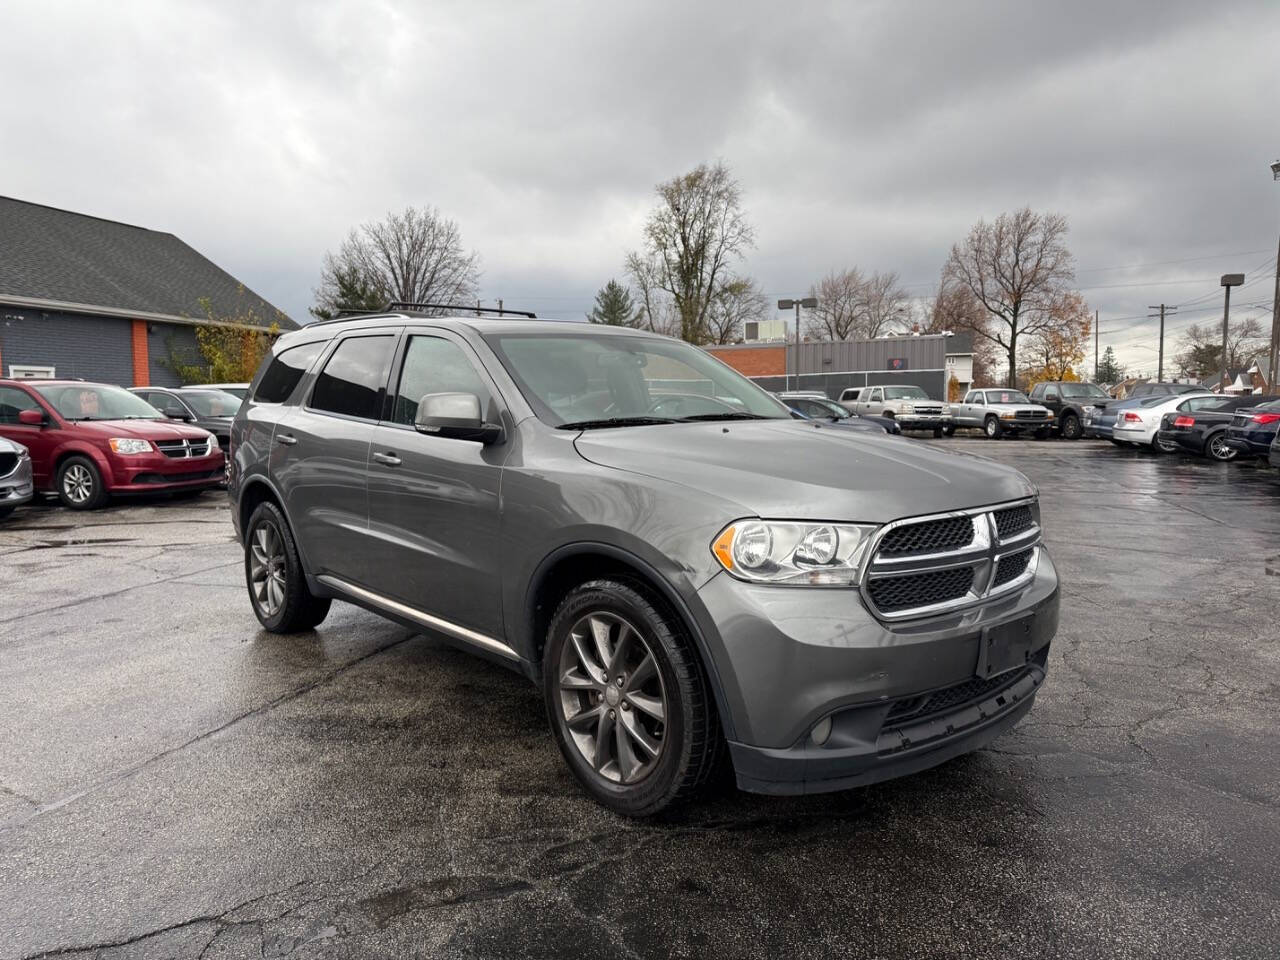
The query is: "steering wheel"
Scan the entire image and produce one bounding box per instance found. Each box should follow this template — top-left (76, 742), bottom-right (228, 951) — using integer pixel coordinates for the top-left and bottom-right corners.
top-left (646, 394), bottom-right (737, 418)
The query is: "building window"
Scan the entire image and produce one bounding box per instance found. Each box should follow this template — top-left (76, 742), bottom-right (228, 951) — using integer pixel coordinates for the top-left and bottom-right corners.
top-left (8, 365), bottom-right (55, 379)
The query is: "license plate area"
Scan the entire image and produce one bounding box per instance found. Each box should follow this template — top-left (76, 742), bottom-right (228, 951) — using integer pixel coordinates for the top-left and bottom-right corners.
top-left (977, 613), bottom-right (1035, 679)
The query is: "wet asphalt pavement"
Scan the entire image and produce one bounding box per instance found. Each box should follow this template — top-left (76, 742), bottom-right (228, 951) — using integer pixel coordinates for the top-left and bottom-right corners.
top-left (1, 439), bottom-right (1278, 959)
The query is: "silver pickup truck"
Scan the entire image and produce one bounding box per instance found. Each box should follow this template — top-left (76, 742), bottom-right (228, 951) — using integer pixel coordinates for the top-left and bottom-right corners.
top-left (952, 388), bottom-right (1054, 439)
top-left (838, 384), bottom-right (951, 436)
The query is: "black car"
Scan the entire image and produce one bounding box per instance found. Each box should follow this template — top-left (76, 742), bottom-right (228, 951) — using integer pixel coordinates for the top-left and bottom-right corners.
top-left (130, 387), bottom-right (242, 447)
top-left (1271, 433), bottom-right (1280, 469)
top-left (1224, 399), bottom-right (1280, 458)
top-left (1027, 381), bottom-right (1111, 439)
top-left (1157, 394), bottom-right (1280, 462)
top-left (778, 393), bottom-right (902, 435)
top-left (1127, 382), bottom-right (1203, 398)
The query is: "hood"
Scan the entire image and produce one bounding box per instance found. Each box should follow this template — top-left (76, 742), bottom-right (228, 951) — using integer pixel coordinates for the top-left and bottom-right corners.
top-left (573, 419), bottom-right (1034, 524)
top-left (65, 419), bottom-right (213, 441)
top-left (985, 402), bottom-right (1051, 413)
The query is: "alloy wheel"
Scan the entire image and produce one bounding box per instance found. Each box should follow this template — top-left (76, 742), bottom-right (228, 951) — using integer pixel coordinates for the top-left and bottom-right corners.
top-left (1209, 434), bottom-right (1236, 461)
top-left (63, 464), bottom-right (93, 504)
top-left (558, 611), bottom-right (668, 784)
top-left (249, 522), bottom-right (287, 617)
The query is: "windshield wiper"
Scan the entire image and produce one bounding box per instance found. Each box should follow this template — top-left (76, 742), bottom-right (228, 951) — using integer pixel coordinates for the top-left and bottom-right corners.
top-left (675, 412), bottom-right (772, 422)
top-left (557, 416), bottom-right (678, 430)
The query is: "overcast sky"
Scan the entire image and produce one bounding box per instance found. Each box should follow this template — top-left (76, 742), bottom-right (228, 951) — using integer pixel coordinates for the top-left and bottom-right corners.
top-left (3, 0), bottom-right (1278, 375)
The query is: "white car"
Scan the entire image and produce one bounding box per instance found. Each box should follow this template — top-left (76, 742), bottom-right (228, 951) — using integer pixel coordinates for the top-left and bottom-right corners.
top-left (1112, 392), bottom-right (1217, 452)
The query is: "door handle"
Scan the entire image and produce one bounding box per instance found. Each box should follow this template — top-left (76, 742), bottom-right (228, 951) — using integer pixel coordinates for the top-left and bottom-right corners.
top-left (372, 451), bottom-right (401, 466)
top-left (275, 433), bottom-right (297, 446)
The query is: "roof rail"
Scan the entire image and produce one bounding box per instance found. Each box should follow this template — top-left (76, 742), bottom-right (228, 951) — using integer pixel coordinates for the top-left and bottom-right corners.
top-left (384, 301), bottom-right (537, 319)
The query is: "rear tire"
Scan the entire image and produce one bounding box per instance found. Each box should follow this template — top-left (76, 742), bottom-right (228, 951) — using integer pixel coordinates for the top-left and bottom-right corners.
top-left (984, 416), bottom-right (1002, 439)
top-left (1206, 431), bottom-right (1238, 462)
top-left (1152, 433), bottom-right (1177, 453)
top-left (543, 578), bottom-right (723, 817)
top-left (56, 456), bottom-right (108, 510)
top-left (1060, 413), bottom-right (1082, 440)
top-left (244, 501), bottom-right (331, 632)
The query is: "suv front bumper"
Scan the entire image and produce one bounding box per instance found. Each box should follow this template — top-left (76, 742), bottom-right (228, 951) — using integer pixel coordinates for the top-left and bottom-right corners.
top-left (893, 416), bottom-right (951, 430)
top-left (695, 550), bottom-right (1058, 795)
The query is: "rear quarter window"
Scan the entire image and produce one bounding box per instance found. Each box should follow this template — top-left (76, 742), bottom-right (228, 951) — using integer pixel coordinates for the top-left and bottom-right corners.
top-left (254, 342), bottom-right (325, 404)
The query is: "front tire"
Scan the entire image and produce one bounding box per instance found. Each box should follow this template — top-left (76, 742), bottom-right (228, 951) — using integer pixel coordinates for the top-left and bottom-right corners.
top-left (932, 427), bottom-right (944, 438)
top-left (244, 501), bottom-right (331, 632)
top-left (56, 456), bottom-right (108, 510)
top-left (984, 416), bottom-right (1002, 439)
top-left (1206, 431), bottom-right (1238, 462)
top-left (942, 424), bottom-right (956, 437)
top-left (543, 579), bottom-right (722, 817)
top-left (1060, 413), bottom-right (1082, 440)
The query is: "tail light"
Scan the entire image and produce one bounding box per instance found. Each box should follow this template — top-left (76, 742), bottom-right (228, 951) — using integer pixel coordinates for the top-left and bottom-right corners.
top-left (1121, 411), bottom-right (1143, 423)
top-left (1250, 413), bottom-right (1280, 425)
top-left (1173, 416), bottom-right (1195, 427)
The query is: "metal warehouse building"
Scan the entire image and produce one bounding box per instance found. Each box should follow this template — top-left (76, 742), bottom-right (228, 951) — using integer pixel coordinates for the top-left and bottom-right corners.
top-left (0, 196), bottom-right (296, 386)
top-left (705, 333), bottom-right (974, 401)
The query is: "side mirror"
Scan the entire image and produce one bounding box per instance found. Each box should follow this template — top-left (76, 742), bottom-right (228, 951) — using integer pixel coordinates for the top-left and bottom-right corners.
top-left (17, 409), bottom-right (45, 426)
top-left (414, 393), bottom-right (502, 444)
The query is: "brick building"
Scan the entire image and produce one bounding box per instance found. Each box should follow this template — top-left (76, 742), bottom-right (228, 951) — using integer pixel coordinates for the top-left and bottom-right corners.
top-left (0, 196), bottom-right (296, 386)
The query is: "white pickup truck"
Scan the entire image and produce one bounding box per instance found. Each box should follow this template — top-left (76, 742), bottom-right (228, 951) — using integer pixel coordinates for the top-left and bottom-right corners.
top-left (838, 384), bottom-right (952, 436)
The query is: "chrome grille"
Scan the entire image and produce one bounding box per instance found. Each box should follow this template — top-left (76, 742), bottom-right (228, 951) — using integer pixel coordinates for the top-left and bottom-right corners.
top-left (878, 516), bottom-right (973, 557)
top-left (862, 499), bottom-right (1042, 621)
top-left (155, 438), bottom-right (212, 459)
top-left (1015, 410), bottom-right (1048, 420)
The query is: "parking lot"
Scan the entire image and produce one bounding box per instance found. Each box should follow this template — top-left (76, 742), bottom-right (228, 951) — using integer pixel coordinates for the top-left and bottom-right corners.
top-left (1, 438), bottom-right (1278, 959)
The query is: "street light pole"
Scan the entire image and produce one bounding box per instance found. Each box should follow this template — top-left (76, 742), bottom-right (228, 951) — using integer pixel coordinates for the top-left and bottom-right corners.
top-left (1268, 159), bottom-right (1280, 390)
top-left (777, 297), bottom-right (818, 392)
top-left (1220, 273), bottom-right (1245, 392)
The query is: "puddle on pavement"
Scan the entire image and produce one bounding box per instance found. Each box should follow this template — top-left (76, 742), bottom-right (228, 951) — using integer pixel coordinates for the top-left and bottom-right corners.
top-left (25, 537), bottom-right (138, 550)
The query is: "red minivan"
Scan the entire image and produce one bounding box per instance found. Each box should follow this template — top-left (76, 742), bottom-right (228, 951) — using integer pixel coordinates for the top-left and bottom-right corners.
top-left (0, 379), bottom-right (225, 509)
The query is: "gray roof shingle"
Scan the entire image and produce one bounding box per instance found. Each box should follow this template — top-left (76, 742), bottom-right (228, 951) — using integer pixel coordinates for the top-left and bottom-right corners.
top-left (0, 196), bottom-right (297, 329)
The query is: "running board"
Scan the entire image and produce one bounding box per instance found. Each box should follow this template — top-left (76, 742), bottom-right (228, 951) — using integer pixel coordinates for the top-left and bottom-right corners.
top-left (317, 575), bottom-right (519, 661)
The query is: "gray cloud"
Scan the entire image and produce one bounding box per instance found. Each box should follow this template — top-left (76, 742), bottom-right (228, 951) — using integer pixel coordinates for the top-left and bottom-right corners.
top-left (2, 0), bottom-right (1276, 374)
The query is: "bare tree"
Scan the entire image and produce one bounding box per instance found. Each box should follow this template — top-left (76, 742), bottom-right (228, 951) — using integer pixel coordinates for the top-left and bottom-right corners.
top-left (941, 207), bottom-right (1078, 387)
top-left (805, 268), bottom-right (909, 340)
top-left (705, 276), bottom-right (769, 344)
top-left (625, 162), bottom-right (754, 343)
top-left (314, 206), bottom-right (480, 317)
top-left (1175, 316), bottom-right (1267, 379)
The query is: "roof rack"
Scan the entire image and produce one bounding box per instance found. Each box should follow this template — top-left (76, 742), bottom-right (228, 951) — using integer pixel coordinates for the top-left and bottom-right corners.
top-left (385, 301), bottom-right (537, 319)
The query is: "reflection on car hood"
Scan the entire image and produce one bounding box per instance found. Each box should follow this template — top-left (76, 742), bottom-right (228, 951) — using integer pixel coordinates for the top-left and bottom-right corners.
top-left (573, 419), bottom-right (1034, 523)
top-left (64, 419), bottom-right (213, 441)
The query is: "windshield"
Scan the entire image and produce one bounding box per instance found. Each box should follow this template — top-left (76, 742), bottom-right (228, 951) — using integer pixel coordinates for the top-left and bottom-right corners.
top-left (984, 390), bottom-right (1030, 404)
top-left (883, 386), bottom-right (930, 400)
top-left (33, 383), bottom-right (163, 421)
top-left (1060, 383), bottom-right (1108, 399)
top-left (484, 333), bottom-right (791, 427)
top-left (180, 390), bottom-right (242, 417)
top-left (815, 399), bottom-right (851, 418)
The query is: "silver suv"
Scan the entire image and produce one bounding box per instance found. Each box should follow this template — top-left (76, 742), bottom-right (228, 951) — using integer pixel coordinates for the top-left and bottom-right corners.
top-left (230, 308), bottom-right (1059, 816)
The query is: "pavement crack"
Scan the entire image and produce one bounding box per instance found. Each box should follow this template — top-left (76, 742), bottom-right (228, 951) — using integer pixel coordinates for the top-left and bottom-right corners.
top-left (0, 783), bottom-right (40, 807)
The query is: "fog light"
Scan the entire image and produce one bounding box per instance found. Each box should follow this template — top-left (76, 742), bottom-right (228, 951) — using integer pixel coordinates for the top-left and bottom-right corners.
top-left (810, 716), bottom-right (832, 746)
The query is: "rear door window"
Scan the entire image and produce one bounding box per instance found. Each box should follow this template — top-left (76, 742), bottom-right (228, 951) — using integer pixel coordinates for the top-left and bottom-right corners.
top-left (310, 335), bottom-right (396, 420)
top-left (255, 342), bottom-right (325, 404)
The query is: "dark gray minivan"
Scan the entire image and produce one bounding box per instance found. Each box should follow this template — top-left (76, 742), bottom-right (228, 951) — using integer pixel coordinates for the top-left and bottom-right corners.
top-left (230, 309), bottom-right (1059, 816)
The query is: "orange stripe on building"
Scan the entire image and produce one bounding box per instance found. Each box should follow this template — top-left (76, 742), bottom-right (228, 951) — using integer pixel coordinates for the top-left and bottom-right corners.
top-left (130, 319), bottom-right (150, 386)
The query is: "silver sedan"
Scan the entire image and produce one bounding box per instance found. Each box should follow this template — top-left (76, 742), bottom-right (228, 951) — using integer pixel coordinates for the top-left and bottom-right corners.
top-left (0, 435), bottom-right (34, 518)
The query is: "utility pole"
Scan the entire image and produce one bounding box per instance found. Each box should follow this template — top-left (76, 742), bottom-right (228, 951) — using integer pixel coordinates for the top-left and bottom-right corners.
top-left (777, 297), bottom-right (818, 392)
top-left (1147, 304), bottom-right (1176, 382)
top-left (1094, 309), bottom-right (1099, 380)
top-left (1220, 274), bottom-right (1245, 392)
top-left (1268, 160), bottom-right (1280, 390)
top-left (497, 298), bottom-right (503, 315)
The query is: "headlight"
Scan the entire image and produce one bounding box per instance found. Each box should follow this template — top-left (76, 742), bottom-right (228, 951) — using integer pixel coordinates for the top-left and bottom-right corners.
top-left (711, 520), bottom-right (877, 585)
top-left (207, 433), bottom-right (220, 450)
top-left (900, 403), bottom-right (915, 414)
top-left (1000, 412), bottom-right (1017, 420)
top-left (108, 438), bottom-right (153, 455)
top-left (13, 443), bottom-right (29, 459)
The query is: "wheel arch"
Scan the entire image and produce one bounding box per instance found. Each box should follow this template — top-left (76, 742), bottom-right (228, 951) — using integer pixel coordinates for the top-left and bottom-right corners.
top-left (523, 542), bottom-right (737, 740)
top-left (52, 444), bottom-right (111, 486)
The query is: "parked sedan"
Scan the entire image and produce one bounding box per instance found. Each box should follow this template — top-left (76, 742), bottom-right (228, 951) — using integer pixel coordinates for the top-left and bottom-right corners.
top-left (201, 382), bottom-right (250, 401)
top-left (778, 393), bottom-right (901, 434)
top-left (1271, 432), bottom-right (1280, 469)
top-left (778, 393), bottom-right (897, 434)
top-left (951, 388), bottom-right (1054, 439)
top-left (0, 435), bottom-right (34, 518)
top-left (1224, 399), bottom-right (1280, 459)
top-left (0, 379), bottom-right (224, 509)
top-left (1156, 394), bottom-right (1280, 461)
top-left (1112, 392), bottom-right (1217, 452)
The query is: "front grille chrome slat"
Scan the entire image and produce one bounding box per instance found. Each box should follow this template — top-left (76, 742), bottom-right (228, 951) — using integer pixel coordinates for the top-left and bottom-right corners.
top-left (863, 499), bottom-right (1041, 621)
top-left (155, 438), bottom-right (211, 459)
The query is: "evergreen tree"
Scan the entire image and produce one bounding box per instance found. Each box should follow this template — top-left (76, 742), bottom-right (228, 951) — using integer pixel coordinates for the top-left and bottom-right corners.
top-left (1096, 346), bottom-right (1124, 384)
top-left (310, 264), bottom-right (387, 321)
top-left (587, 279), bottom-right (640, 326)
